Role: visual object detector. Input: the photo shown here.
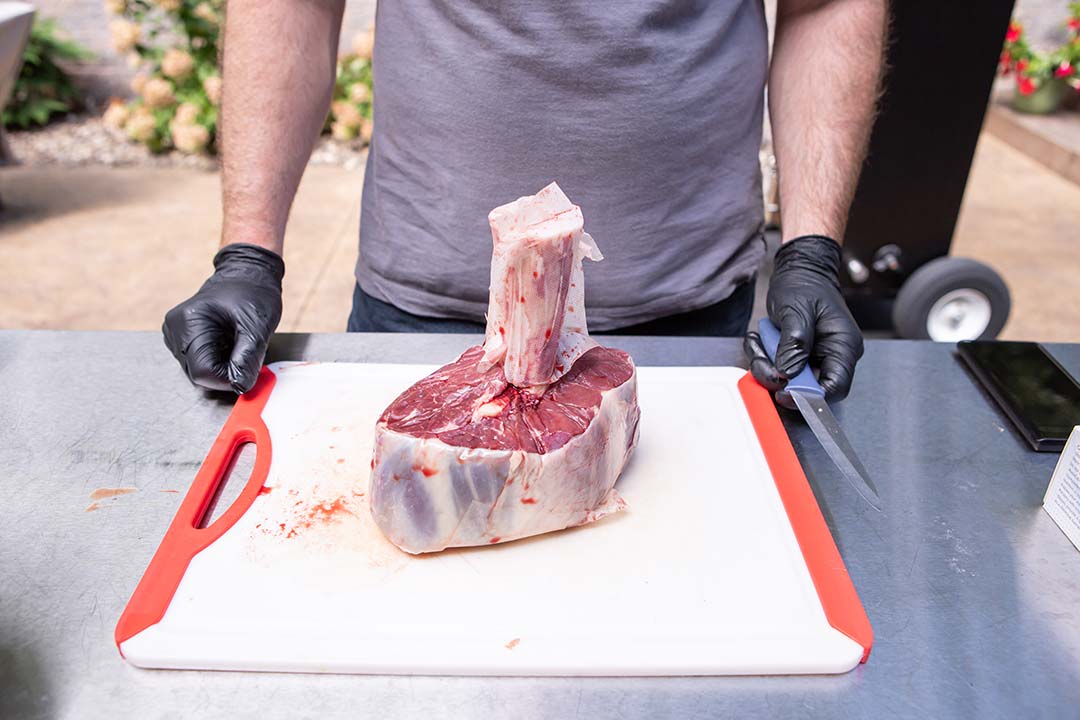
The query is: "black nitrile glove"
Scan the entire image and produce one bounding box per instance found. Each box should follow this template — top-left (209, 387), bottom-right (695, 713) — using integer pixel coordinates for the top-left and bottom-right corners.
top-left (744, 235), bottom-right (863, 403)
top-left (163, 243), bottom-right (284, 394)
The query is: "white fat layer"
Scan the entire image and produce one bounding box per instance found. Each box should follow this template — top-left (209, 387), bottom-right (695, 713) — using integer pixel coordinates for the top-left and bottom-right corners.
top-left (369, 366), bottom-right (639, 553)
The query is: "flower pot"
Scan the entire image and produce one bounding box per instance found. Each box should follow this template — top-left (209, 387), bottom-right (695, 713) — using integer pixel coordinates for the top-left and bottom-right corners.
top-left (1012, 78), bottom-right (1068, 114)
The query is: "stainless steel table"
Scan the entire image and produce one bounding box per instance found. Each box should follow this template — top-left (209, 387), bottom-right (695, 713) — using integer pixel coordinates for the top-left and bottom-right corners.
top-left (2, 330), bottom-right (1078, 719)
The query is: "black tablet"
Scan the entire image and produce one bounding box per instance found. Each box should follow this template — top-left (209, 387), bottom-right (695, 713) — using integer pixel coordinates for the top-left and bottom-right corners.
top-left (957, 341), bottom-right (1080, 452)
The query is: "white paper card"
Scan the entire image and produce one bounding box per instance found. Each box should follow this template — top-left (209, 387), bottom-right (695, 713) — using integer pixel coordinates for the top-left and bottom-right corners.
top-left (1044, 425), bottom-right (1080, 552)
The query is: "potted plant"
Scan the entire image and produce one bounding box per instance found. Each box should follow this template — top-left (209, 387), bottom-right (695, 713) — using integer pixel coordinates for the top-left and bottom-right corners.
top-left (999, 6), bottom-right (1080, 115)
top-left (3, 16), bottom-right (92, 131)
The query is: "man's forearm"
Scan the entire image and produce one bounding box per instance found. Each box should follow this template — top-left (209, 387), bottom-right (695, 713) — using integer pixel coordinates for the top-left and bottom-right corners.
top-left (769, 0), bottom-right (887, 244)
top-left (219, 0), bottom-right (345, 253)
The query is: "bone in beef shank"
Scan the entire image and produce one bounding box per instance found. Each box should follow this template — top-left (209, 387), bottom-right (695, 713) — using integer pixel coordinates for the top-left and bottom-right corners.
top-left (369, 183), bottom-right (640, 553)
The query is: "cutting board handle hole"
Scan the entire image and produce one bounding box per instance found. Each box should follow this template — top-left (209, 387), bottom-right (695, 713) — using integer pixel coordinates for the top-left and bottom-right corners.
top-left (197, 441), bottom-right (257, 529)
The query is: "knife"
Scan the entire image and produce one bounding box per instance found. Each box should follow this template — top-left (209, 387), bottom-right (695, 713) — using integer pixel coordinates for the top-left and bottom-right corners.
top-left (757, 319), bottom-right (882, 511)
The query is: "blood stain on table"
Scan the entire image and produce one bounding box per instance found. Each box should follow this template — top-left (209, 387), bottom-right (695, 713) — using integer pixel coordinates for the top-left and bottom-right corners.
top-left (85, 487), bottom-right (139, 511)
top-left (256, 495), bottom-right (357, 541)
top-left (89, 487), bottom-right (138, 500)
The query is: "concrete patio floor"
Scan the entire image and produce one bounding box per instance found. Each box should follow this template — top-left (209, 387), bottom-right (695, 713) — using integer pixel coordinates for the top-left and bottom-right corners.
top-left (0, 161), bottom-right (361, 333)
top-left (953, 133), bottom-right (1080, 342)
top-left (1, 131), bottom-right (1078, 340)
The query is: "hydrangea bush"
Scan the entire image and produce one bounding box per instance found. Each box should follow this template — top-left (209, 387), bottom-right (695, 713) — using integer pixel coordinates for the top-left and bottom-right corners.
top-left (102, 0), bottom-right (222, 153)
top-left (103, 1), bottom-right (375, 156)
top-left (328, 30), bottom-right (375, 144)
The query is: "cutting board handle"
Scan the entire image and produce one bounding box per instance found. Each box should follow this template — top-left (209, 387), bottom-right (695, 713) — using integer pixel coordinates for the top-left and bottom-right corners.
top-left (115, 367), bottom-right (277, 649)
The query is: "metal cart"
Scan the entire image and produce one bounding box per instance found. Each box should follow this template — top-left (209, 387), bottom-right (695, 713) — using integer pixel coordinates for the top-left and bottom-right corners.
top-left (841, 0), bottom-right (1016, 341)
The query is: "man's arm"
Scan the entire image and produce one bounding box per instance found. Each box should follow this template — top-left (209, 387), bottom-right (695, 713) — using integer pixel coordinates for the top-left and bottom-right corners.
top-left (769, 0), bottom-right (887, 243)
top-left (745, 0), bottom-right (887, 401)
top-left (220, 0), bottom-right (346, 253)
top-left (162, 0), bottom-right (346, 393)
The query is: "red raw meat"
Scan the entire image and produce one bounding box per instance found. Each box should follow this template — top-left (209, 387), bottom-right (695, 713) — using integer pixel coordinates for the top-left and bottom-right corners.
top-left (370, 183), bottom-right (640, 553)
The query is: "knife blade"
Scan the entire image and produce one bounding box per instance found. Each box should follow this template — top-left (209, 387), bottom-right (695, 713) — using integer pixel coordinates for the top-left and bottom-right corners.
top-left (756, 319), bottom-right (882, 511)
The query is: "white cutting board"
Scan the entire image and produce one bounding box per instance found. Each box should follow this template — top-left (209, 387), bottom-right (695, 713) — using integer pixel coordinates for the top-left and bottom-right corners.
top-left (116, 361), bottom-right (871, 675)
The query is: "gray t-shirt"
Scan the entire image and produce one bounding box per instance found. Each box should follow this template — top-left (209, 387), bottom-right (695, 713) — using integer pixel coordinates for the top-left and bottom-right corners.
top-left (357, 0), bottom-right (768, 331)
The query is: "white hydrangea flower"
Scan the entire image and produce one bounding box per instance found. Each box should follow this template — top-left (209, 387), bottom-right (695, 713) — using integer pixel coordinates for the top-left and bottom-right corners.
top-left (161, 48), bottom-right (194, 80)
top-left (125, 108), bottom-right (156, 142)
top-left (171, 123), bottom-right (210, 153)
top-left (331, 121), bottom-right (357, 141)
top-left (174, 102), bottom-right (200, 125)
top-left (110, 19), bottom-right (140, 54)
top-left (194, 2), bottom-right (218, 23)
top-left (142, 77), bottom-right (176, 109)
top-left (331, 100), bottom-right (363, 130)
top-left (130, 73), bottom-right (148, 94)
top-left (352, 27), bottom-right (374, 59)
top-left (203, 75), bottom-right (223, 105)
top-left (348, 83), bottom-right (370, 104)
top-left (102, 100), bottom-right (130, 130)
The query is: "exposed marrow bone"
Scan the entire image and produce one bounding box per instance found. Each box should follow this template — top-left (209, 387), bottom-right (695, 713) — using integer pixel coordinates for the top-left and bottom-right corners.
top-left (480, 182), bottom-right (602, 389)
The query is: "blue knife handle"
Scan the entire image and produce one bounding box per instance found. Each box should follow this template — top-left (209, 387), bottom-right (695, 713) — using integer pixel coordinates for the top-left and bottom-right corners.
top-left (757, 319), bottom-right (826, 398)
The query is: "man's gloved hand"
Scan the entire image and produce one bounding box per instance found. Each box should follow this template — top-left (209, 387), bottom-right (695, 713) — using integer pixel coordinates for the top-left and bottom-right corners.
top-left (744, 235), bottom-right (863, 403)
top-left (163, 243), bottom-right (284, 394)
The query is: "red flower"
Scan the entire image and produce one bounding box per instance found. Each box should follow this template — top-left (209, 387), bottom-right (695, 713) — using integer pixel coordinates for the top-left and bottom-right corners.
top-left (1017, 76), bottom-right (1037, 95)
top-left (1056, 61), bottom-right (1073, 78)
top-left (1005, 22), bottom-right (1022, 43)
top-left (999, 51), bottom-right (1012, 74)
top-left (1068, 18), bottom-right (1080, 32)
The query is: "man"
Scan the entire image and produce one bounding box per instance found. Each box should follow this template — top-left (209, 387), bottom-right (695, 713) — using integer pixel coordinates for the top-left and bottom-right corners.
top-left (163, 0), bottom-right (886, 404)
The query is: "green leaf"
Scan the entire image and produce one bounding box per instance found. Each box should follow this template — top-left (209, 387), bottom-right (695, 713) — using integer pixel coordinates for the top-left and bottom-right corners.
top-left (3, 16), bottom-right (93, 129)
top-left (28, 104), bottom-right (50, 124)
top-left (39, 98), bottom-right (70, 112)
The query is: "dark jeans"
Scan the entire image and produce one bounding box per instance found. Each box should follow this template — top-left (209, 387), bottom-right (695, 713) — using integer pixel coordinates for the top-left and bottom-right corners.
top-left (347, 279), bottom-right (756, 337)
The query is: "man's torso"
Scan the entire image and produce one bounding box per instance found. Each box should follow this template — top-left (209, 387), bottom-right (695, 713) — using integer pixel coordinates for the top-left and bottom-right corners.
top-left (357, 0), bottom-right (769, 330)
